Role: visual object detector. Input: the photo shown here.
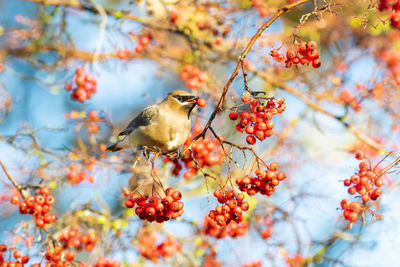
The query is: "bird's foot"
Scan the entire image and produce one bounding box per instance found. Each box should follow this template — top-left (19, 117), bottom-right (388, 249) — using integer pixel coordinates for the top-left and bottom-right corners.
top-left (175, 148), bottom-right (184, 159)
top-left (137, 145), bottom-right (150, 160)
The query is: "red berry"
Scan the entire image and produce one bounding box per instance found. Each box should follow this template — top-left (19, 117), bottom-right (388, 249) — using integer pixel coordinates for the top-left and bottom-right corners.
top-left (354, 150), bottom-right (365, 160)
top-left (312, 59), bottom-right (321, 68)
top-left (286, 50), bottom-right (296, 59)
top-left (40, 187), bottom-right (50, 196)
top-left (196, 98), bottom-right (207, 107)
top-left (340, 199), bottom-right (350, 209)
top-left (65, 250), bottom-right (76, 261)
top-left (307, 41), bottom-right (318, 50)
top-left (246, 135), bottom-right (256, 145)
top-left (13, 250), bottom-right (21, 259)
top-left (10, 194), bottom-right (19, 205)
top-left (348, 211), bottom-right (358, 222)
top-left (229, 111), bottom-right (239, 120)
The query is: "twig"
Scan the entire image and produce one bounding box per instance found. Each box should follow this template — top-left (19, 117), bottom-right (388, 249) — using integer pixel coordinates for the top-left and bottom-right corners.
top-left (0, 160), bottom-right (23, 193)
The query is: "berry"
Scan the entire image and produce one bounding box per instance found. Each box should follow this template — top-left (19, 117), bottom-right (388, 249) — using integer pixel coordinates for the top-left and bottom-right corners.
top-left (229, 111), bottom-right (239, 120)
top-left (196, 97), bottom-right (207, 107)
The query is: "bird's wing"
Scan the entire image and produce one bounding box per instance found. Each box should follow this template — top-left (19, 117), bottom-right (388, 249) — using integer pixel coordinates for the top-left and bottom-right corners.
top-left (118, 105), bottom-right (159, 137)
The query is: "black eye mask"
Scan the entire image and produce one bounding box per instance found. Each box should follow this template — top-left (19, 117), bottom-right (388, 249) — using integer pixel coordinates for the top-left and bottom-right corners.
top-left (173, 95), bottom-right (196, 103)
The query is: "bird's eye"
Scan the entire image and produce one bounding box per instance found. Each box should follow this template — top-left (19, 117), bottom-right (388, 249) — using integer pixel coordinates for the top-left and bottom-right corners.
top-left (173, 95), bottom-right (183, 102)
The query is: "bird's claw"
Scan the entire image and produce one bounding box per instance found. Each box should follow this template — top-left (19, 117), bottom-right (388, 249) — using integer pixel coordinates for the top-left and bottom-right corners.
top-left (138, 145), bottom-right (150, 160)
top-left (175, 149), bottom-right (184, 159)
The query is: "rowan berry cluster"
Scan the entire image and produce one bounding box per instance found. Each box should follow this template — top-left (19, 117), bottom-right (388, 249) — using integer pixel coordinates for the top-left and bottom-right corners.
top-left (66, 158), bottom-right (96, 185)
top-left (0, 244), bottom-right (30, 266)
top-left (164, 126), bottom-right (225, 179)
top-left (252, 0), bottom-right (270, 17)
top-left (236, 162), bottom-right (286, 196)
top-left (378, 0), bottom-right (400, 29)
top-left (37, 246), bottom-right (76, 267)
top-left (135, 35), bottom-right (151, 53)
top-left (203, 216), bottom-right (249, 239)
top-left (138, 233), bottom-right (181, 263)
top-left (179, 64), bottom-right (207, 90)
top-left (65, 110), bottom-right (101, 134)
top-left (340, 151), bottom-right (383, 222)
top-left (123, 188), bottom-right (184, 222)
top-left (10, 187), bottom-right (56, 228)
top-left (270, 41), bottom-right (321, 68)
top-left (58, 228), bottom-right (98, 251)
top-left (229, 93), bottom-right (285, 145)
top-left (65, 68), bottom-right (98, 102)
top-left (207, 190), bottom-right (249, 227)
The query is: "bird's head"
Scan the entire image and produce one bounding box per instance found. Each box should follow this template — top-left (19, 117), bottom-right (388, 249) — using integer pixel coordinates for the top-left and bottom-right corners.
top-left (164, 90), bottom-right (198, 116)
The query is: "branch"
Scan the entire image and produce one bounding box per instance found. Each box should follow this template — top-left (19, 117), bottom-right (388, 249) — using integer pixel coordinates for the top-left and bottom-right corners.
top-left (377, 155), bottom-right (400, 176)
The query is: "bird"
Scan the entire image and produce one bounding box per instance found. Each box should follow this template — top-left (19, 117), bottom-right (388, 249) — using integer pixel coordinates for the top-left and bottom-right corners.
top-left (106, 90), bottom-right (198, 156)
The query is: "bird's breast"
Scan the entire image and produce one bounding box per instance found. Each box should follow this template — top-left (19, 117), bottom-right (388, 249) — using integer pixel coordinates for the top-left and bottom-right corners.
top-left (131, 111), bottom-right (191, 152)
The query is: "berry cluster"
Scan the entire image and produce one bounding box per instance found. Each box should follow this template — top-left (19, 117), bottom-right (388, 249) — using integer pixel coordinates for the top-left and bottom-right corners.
top-left (10, 187), bottom-right (56, 228)
top-left (340, 151), bottom-right (383, 222)
top-left (164, 126), bottom-right (225, 179)
top-left (123, 188), bottom-right (184, 223)
top-left (0, 244), bottom-right (30, 266)
top-left (270, 41), bottom-right (321, 68)
top-left (378, 0), bottom-right (400, 29)
top-left (138, 233), bottom-right (181, 263)
top-left (65, 68), bottom-right (98, 102)
top-left (66, 159), bottom-right (96, 185)
top-left (39, 246), bottom-right (76, 267)
top-left (229, 93), bottom-right (285, 145)
top-left (340, 199), bottom-right (363, 223)
top-left (135, 35), bottom-right (151, 53)
top-left (179, 64), bottom-right (207, 90)
top-left (252, 0), bottom-right (270, 17)
top-left (65, 110), bottom-right (102, 134)
top-left (236, 162), bottom-right (286, 196)
top-left (58, 228), bottom-right (98, 251)
top-left (207, 190), bottom-right (249, 227)
top-left (203, 216), bottom-right (249, 239)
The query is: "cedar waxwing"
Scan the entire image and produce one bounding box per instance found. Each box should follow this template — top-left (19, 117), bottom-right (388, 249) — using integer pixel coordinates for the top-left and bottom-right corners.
top-left (106, 90), bottom-right (197, 154)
